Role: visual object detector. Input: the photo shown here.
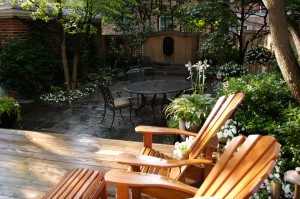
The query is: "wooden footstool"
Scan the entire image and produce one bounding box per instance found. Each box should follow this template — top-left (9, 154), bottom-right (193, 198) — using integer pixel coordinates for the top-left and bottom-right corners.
top-left (43, 168), bottom-right (107, 199)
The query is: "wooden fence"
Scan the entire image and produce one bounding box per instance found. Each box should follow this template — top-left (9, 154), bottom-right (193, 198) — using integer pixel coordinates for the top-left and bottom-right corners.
top-left (103, 31), bottom-right (271, 66)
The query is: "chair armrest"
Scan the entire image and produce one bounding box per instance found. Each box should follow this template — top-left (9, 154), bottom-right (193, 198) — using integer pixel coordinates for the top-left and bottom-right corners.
top-left (116, 153), bottom-right (212, 168)
top-left (105, 169), bottom-right (198, 196)
top-left (135, 125), bottom-right (197, 136)
top-left (135, 125), bottom-right (197, 148)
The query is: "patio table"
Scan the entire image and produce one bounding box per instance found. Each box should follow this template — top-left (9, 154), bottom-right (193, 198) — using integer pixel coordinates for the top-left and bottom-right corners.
top-left (124, 80), bottom-right (191, 112)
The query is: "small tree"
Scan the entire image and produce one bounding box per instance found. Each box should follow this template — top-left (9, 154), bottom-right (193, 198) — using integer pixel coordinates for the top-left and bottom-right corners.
top-left (177, 0), bottom-right (269, 65)
top-left (101, 0), bottom-right (155, 68)
top-left (12, 0), bottom-right (106, 91)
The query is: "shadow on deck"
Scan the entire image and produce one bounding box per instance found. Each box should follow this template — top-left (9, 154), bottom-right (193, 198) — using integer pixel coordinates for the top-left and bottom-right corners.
top-left (0, 128), bottom-right (173, 198)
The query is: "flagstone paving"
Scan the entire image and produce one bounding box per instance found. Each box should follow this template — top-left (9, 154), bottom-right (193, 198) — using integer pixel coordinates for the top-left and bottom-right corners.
top-left (17, 75), bottom-right (189, 144)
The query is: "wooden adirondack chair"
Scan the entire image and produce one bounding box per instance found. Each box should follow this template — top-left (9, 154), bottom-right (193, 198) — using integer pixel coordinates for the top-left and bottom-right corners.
top-left (105, 134), bottom-right (281, 199)
top-left (115, 93), bottom-right (245, 184)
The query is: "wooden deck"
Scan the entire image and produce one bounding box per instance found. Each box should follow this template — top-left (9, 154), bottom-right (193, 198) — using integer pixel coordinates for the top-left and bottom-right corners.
top-left (0, 128), bottom-right (173, 199)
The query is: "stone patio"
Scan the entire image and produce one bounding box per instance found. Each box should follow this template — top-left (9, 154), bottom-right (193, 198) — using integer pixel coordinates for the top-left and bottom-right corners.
top-left (16, 74), bottom-right (189, 145)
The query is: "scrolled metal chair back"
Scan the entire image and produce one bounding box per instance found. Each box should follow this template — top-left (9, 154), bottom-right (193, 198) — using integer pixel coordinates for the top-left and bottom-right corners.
top-left (127, 69), bottom-right (146, 83)
top-left (100, 85), bottom-right (114, 108)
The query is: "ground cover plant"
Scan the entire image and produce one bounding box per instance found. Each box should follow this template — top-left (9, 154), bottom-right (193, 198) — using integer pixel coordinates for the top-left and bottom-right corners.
top-left (40, 66), bottom-right (114, 104)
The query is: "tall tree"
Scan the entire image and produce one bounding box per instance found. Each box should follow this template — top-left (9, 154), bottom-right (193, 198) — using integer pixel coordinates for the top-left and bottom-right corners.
top-left (262, 0), bottom-right (300, 103)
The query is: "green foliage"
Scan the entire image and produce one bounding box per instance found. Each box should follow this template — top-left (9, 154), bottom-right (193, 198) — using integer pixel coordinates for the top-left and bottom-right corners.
top-left (245, 45), bottom-right (275, 65)
top-left (40, 83), bottom-right (98, 104)
top-left (84, 66), bottom-right (113, 85)
top-left (215, 72), bottom-right (300, 172)
top-left (185, 60), bottom-right (210, 95)
top-left (0, 39), bottom-right (58, 97)
top-left (278, 104), bottom-right (300, 170)
top-left (177, 1), bottom-right (236, 32)
top-left (217, 61), bottom-right (248, 80)
top-left (201, 32), bottom-right (238, 65)
top-left (102, 0), bottom-right (155, 60)
top-left (102, 0), bottom-right (155, 69)
top-left (12, 0), bottom-right (103, 34)
top-left (286, 0), bottom-right (300, 22)
top-left (0, 97), bottom-right (21, 122)
top-left (165, 94), bottom-right (216, 129)
top-left (66, 34), bottom-right (101, 76)
top-left (12, 0), bottom-right (108, 90)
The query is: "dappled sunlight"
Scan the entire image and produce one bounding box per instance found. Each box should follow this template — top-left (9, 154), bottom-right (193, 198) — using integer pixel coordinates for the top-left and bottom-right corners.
top-left (0, 128), bottom-right (173, 198)
top-left (20, 189), bottom-right (45, 199)
top-left (95, 149), bottom-right (123, 156)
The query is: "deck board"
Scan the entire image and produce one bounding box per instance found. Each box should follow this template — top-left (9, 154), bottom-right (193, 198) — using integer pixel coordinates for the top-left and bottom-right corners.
top-left (0, 128), bottom-right (173, 199)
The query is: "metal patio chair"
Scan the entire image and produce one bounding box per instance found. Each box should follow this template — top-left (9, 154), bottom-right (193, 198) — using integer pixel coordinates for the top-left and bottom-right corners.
top-left (126, 68), bottom-right (146, 83)
top-left (126, 68), bottom-right (147, 106)
top-left (100, 85), bottom-right (133, 130)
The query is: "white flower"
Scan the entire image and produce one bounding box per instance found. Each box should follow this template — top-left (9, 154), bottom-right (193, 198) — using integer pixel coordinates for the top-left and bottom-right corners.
top-left (173, 136), bottom-right (195, 159)
top-left (185, 60), bottom-right (209, 94)
top-left (185, 61), bottom-right (193, 71)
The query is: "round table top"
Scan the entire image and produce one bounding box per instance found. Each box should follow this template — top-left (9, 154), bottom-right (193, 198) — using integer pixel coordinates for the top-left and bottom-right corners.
top-left (124, 80), bottom-right (191, 94)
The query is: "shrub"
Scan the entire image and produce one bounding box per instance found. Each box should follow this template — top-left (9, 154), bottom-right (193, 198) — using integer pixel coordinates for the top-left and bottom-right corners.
top-left (215, 72), bottom-right (300, 177)
top-left (245, 45), bottom-right (275, 73)
top-left (84, 66), bottom-right (113, 85)
top-left (0, 39), bottom-right (58, 98)
top-left (216, 61), bottom-right (247, 80)
top-left (245, 45), bottom-right (275, 65)
top-left (201, 32), bottom-right (238, 65)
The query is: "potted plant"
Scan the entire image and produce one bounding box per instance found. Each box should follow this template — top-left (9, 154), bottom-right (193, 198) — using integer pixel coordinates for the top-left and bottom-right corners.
top-left (165, 60), bottom-right (216, 135)
top-left (165, 93), bottom-right (215, 131)
top-left (0, 97), bottom-right (21, 128)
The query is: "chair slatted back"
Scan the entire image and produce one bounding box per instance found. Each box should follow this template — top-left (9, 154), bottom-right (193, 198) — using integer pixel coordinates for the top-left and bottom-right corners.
top-left (186, 93), bottom-right (245, 159)
top-left (137, 93), bottom-right (244, 179)
top-left (195, 135), bottom-right (280, 199)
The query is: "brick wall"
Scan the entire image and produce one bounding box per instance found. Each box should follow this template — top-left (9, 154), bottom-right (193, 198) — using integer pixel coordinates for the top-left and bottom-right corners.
top-left (0, 18), bottom-right (30, 44)
top-left (0, 16), bottom-right (103, 60)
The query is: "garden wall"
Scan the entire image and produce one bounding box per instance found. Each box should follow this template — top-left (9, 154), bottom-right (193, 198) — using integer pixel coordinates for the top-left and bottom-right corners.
top-left (0, 7), bottom-right (102, 58)
top-left (143, 31), bottom-right (200, 65)
top-left (0, 18), bottom-right (30, 44)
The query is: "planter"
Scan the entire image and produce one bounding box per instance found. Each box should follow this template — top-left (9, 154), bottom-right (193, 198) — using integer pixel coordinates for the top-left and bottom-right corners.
top-left (179, 117), bottom-right (201, 141)
top-left (0, 112), bottom-right (17, 128)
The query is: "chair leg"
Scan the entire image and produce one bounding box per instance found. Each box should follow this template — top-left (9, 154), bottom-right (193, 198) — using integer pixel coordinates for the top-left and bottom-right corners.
top-left (109, 110), bottom-right (115, 130)
top-left (129, 107), bottom-right (133, 126)
top-left (137, 94), bottom-right (140, 106)
top-left (119, 109), bottom-right (123, 118)
top-left (101, 106), bottom-right (106, 123)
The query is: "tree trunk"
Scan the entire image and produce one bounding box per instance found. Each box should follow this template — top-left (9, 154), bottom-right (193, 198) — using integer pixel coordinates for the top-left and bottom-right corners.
top-left (61, 32), bottom-right (71, 91)
top-left (262, 0), bottom-right (300, 103)
top-left (237, 2), bottom-right (245, 65)
top-left (57, 0), bottom-right (70, 91)
top-left (287, 18), bottom-right (300, 62)
top-left (71, 22), bottom-right (91, 90)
